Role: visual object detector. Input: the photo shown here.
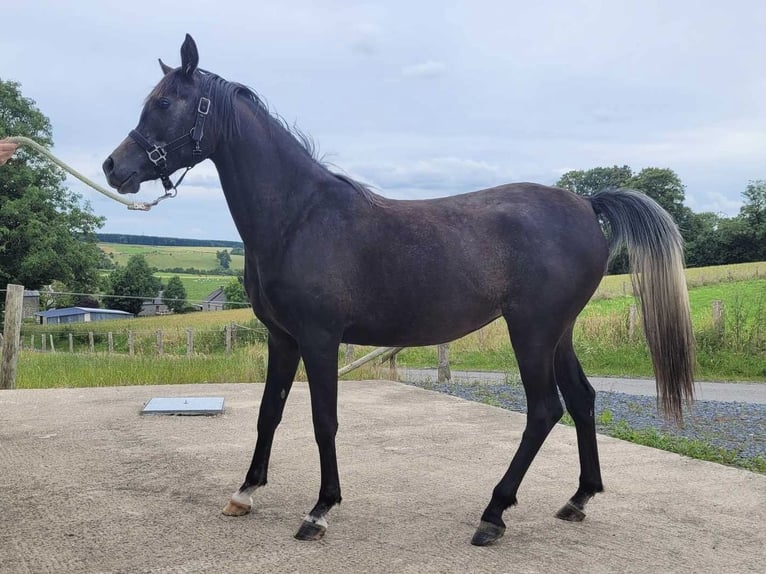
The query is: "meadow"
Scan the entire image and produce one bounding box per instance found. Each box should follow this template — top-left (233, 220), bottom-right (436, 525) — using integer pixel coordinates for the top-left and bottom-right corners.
top-left (100, 242), bottom-right (245, 272)
top-left (15, 261), bottom-right (766, 387)
top-left (153, 272), bottom-right (232, 303)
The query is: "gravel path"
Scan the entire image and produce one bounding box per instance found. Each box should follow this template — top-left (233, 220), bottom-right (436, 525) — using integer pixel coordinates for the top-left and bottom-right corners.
top-left (400, 369), bottom-right (766, 464)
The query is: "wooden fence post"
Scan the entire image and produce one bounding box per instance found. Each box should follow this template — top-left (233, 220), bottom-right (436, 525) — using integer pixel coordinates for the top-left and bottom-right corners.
top-left (41, 334), bottom-right (47, 352)
top-left (156, 330), bottom-right (164, 356)
top-left (344, 344), bottom-right (355, 365)
top-left (29, 334), bottom-right (34, 351)
top-left (68, 333), bottom-right (73, 353)
top-left (225, 324), bottom-right (232, 355)
top-left (712, 300), bottom-right (725, 337)
top-left (128, 330), bottom-right (134, 356)
top-left (107, 332), bottom-right (114, 354)
top-left (1, 284), bottom-right (24, 389)
top-left (49, 335), bottom-right (55, 353)
top-left (187, 328), bottom-right (194, 357)
top-left (88, 332), bottom-right (95, 353)
top-left (628, 304), bottom-right (638, 340)
top-left (437, 343), bottom-right (451, 383)
top-left (389, 353), bottom-right (398, 380)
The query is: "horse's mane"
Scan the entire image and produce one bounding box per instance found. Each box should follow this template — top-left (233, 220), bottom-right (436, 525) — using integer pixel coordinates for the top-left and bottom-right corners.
top-left (149, 69), bottom-right (381, 206)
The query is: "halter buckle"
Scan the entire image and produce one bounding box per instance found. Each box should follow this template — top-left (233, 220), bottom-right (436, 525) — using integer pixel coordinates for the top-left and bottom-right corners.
top-left (198, 97), bottom-right (211, 115)
top-left (147, 146), bottom-right (167, 166)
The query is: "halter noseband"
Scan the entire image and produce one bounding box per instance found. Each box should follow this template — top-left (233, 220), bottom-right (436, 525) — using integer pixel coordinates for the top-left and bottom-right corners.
top-left (128, 94), bottom-right (211, 194)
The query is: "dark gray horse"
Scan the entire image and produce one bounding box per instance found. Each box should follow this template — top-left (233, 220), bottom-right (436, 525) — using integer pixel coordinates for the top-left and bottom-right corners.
top-left (103, 35), bottom-right (695, 546)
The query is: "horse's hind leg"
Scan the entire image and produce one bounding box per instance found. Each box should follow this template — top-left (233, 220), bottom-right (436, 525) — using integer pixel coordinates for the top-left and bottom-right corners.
top-left (553, 329), bottom-right (603, 522)
top-left (472, 323), bottom-right (564, 546)
top-left (223, 330), bottom-right (300, 516)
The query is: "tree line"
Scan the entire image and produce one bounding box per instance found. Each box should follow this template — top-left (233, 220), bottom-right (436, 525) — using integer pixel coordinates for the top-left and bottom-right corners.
top-left (97, 233), bottom-right (244, 249)
top-left (556, 166), bottom-right (765, 272)
top-left (1, 78), bottom-right (764, 310)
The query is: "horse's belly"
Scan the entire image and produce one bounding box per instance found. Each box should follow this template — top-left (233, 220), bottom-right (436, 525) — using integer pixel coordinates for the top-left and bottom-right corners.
top-left (342, 308), bottom-right (501, 347)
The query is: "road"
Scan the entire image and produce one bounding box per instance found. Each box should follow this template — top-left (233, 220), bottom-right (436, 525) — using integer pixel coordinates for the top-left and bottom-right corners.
top-left (400, 368), bottom-right (766, 404)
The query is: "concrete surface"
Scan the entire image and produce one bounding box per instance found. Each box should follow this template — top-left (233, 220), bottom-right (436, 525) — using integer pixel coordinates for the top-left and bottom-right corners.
top-left (0, 381), bottom-right (764, 574)
top-left (402, 368), bottom-right (766, 404)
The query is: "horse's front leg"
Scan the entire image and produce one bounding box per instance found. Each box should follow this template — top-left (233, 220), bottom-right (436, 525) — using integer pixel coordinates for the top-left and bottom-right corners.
top-left (223, 330), bottom-right (300, 516)
top-left (294, 339), bottom-right (342, 541)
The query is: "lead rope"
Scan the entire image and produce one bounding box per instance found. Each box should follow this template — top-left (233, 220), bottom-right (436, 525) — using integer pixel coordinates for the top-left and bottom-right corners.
top-left (5, 136), bottom-right (176, 211)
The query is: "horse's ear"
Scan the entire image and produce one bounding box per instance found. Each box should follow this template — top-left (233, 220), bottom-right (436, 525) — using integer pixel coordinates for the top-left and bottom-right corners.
top-left (158, 58), bottom-right (173, 75)
top-left (180, 34), bottom-right (199, 76)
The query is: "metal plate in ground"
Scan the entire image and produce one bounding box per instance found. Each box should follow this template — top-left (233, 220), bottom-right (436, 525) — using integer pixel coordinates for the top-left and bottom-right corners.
top-left (141, 397), bottom-right (225, 416)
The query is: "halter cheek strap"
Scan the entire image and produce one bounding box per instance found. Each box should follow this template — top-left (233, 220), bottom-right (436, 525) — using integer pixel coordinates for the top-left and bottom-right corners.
top-left (129, 94), bottom-right (211, 193)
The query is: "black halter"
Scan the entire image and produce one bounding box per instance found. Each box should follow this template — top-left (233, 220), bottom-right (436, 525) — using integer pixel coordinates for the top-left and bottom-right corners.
top-left (129, 94), bottom-right (211, 192)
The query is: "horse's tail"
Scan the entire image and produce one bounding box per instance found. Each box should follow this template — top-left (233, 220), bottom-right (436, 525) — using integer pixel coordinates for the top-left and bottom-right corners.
top-left (589, 188), bottom-right (695, 422)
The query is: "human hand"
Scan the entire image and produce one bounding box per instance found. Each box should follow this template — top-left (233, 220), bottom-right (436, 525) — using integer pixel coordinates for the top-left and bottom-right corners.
top-left (0, 139), bottom-right (19, 165)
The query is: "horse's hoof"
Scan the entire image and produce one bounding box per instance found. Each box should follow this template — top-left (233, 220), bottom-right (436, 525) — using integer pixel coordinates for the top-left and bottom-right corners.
top-left (222, 499), bottom-right (252, 517)
top-left (555, 501), bottom-right (586, 522)
top-left (470, 520), bottom-right (505, 546)
top-left (294, 515), bottom-right (328, 541)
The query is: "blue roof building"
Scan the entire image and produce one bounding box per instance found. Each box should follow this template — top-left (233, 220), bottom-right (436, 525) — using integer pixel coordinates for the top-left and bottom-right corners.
top-left (35, 307), bottom-right (134, 325)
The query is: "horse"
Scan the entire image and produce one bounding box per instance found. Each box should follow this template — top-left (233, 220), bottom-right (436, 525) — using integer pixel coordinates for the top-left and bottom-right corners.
top-left (103, 34), bottom-right (695, 546)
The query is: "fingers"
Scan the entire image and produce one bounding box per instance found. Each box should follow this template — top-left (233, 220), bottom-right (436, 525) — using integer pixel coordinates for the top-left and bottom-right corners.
top-left (0, 139), bottom-right (19, 165)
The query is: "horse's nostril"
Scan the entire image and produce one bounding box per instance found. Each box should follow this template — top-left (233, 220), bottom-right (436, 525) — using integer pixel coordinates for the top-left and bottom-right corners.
top-left (102, 156), bottom-right (114, 175)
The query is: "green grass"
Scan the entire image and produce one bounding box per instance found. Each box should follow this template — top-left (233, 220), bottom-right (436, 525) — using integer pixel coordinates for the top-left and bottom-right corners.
top-left (154, 273), bottom-right (231, 303)
top-left (18, 264), bottom-right (766, 384)
top-left (15, 349), bottom-right (268, 388)
top-left (544, 409), bottom-right (763, 473)
top-left (396, 278), bottom-right (766, 381)
top-left (607, 421), bottom-right (766, 474)
top-left (100, 242), bottom-right (244, 272)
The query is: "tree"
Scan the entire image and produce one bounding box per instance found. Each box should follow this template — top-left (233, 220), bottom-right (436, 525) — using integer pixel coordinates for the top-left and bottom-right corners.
top-left (162, 275), bottom-right (188, 313)
top-left (556, 165), bottom-right (633, 196)
top-left (223, 277), bottom-right (249, 310)
top-left (107, 255), bottom-right (161, 315)
top-left (738, 180), bottom-right (766, 261)
top-left (73, 295), bottom-right (100, 309)
top-left (626, 168), bottom-right (691, 229)
top-left (0, 78), bottom-right (104, 291)
top-left (216, 249), bottom-right (231, 270)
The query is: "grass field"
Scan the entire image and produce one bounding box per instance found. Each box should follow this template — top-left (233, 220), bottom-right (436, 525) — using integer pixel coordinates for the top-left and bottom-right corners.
top-left (15, 259), bottom-right (765, 475)
top-left (16, 261), bottom-right (766, 387)
top-left (100, 243), bottom-right (245, 272)
top-left (154, 273), bottom-right (232, 303)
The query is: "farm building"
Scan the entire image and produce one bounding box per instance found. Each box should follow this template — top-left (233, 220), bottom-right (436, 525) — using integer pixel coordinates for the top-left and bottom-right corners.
top-left (35, 307), bottom-right (134, 325)
top-left (201, 287), bottom-right (227, 311)
top-left (22, 290), bottom-right (41, 319)
top-left (140, 292), bottom-right (170, 317)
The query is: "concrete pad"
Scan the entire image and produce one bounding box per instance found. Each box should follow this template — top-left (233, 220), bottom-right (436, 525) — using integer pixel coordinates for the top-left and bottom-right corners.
top-left (0, 381), bottom-right (763, 574)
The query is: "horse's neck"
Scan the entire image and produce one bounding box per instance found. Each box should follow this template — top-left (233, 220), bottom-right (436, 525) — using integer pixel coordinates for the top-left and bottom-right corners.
top-left (211, 114), bottom-right (330, 253)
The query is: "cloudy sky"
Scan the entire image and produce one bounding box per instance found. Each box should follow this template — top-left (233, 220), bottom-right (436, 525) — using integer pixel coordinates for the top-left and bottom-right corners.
top-left (2, 0), bottom-right (765, 241)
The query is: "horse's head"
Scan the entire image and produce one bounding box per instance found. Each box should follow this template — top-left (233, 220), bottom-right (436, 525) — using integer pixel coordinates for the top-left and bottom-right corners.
top-left (103, 34), bottom-right (216, 194)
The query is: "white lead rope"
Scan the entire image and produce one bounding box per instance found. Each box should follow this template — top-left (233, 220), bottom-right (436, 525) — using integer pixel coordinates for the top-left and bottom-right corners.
top-left (6, 136), bottom-right (175, 211)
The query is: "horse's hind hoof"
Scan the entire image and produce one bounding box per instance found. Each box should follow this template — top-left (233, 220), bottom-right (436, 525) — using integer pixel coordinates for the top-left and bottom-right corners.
top-left (470, 520), bottom-right (505, 546)
top-left (294, 515), bottom-right (328, 541)
top-left (556, 501), bottom-right (586, 522)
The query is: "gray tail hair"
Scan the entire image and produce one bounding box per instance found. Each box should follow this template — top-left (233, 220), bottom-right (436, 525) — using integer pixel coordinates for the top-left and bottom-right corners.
top-left (589, 188), bottom-right (696, 422)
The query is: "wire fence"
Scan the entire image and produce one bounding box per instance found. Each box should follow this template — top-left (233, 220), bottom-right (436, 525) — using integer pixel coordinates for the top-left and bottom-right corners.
top-left (16, 321), bottom-right (269, 357)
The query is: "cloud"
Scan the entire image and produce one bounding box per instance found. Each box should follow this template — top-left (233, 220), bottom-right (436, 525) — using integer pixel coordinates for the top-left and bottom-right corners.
top-left (401, 61), bottom-right (446, 78)
top-left (350, 156), bottom-right (514, 198)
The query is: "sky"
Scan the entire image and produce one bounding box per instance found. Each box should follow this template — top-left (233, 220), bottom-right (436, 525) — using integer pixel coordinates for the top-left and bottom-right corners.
top-left (2, 0), bottom-right (765, 241)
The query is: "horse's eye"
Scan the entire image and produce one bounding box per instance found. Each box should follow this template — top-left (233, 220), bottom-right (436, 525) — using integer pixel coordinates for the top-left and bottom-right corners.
top-left (158, 98), bottom-right (171, 109)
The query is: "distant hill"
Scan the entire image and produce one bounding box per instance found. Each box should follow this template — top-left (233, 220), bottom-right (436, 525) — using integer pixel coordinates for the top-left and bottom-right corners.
top-left (96, 233), bottom-right (243, 249)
